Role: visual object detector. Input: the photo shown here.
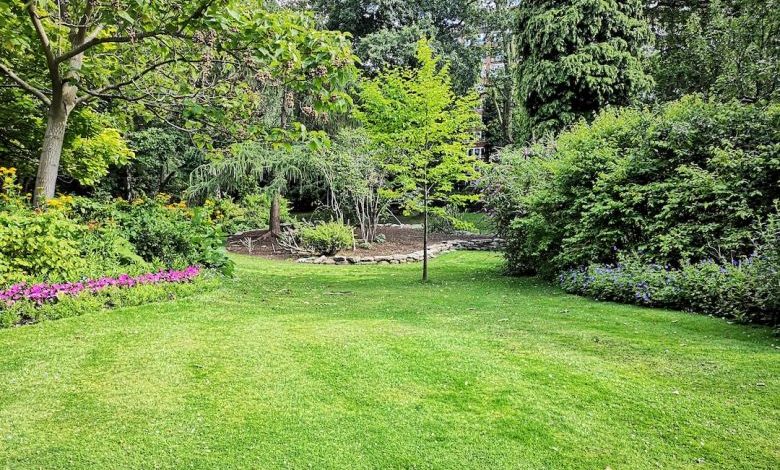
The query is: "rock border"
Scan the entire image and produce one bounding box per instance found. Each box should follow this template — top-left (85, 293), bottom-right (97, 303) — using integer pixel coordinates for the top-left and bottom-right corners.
top-left (297, 238), bottom-right (503, 265)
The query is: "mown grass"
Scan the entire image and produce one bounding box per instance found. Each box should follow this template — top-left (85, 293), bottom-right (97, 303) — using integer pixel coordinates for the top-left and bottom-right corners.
top-left (0, 252), bottom-right (777, 469)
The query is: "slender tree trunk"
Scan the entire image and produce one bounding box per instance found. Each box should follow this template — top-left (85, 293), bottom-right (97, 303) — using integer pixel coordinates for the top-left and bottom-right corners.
top-left (269, 193), bottom-right (281, 236)
top-left (126, 165), bottom-right (133, 200)
top-left (33, 101), bottom-right (69, 206)
top-left (422, 187), bottom-right (429, 282)
top-left (266, 88), bottom-right (290, 238)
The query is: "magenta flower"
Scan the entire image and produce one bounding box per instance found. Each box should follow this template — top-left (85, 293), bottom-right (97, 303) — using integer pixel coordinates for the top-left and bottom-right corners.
top-left (0, 267), bottom-right (201, 307)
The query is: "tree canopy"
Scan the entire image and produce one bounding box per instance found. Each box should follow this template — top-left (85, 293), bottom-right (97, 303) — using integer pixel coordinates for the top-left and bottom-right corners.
top-left (0, 0), bottom-right (357, 204)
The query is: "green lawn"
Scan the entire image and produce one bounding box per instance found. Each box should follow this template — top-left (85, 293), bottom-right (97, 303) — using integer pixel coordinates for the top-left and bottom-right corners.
top-left (0, 252), bottom-right (778, 469)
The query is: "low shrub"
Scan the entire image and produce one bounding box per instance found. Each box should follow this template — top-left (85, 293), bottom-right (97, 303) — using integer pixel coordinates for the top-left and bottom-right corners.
top-left (0, 209), bottom-right (88, 285)
top-left (559, 249), bottom-right (779, 325)
top-left (1, 170), bottom-right (233, 285)
top-left (75, 197), bottom-right (233, 275)
top-left (300, 221), bottom-right (354, 255)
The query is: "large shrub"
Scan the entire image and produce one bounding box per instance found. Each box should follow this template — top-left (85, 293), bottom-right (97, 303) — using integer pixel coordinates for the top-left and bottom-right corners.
top-left (300, 221), bottom-right (354, 256)
top-left (486, 97), bottom-right (780, 276)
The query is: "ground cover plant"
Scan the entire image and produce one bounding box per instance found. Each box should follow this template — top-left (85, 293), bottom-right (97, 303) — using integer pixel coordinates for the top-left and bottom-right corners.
top-left (0, 267), bottom-right (213, 328)
top-left (0, 252), bottom-right (777, 468)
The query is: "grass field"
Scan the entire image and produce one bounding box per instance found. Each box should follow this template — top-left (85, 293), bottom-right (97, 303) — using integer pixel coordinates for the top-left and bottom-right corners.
top-left (0, 252), bottom-right (778, 469)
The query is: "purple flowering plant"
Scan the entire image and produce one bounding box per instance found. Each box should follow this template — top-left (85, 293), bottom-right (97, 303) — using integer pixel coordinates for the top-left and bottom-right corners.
top-left (0, 266), bottom-right (200, 307)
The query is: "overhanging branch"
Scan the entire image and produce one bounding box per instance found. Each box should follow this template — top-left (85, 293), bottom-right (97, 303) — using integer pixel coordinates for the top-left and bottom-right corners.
top-left (0, 63), bottom-right (51, 105)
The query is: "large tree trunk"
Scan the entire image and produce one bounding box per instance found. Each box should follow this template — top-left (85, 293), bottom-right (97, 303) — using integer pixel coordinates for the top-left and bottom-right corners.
top-left (32, 102), bottom-right (69, 206)
top-left (269, 193), bottom-right (281, 236)
top-left (32, 31), bottom-right (81, 207)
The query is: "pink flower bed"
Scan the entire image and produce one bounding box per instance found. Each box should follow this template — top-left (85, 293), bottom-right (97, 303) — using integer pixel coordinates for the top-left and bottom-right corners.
top-left (0, 266), bottom-right (201, 306)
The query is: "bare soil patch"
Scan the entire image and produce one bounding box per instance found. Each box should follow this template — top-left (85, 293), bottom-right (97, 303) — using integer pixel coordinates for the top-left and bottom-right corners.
top-left (227, 225), bottom-right (486, 260)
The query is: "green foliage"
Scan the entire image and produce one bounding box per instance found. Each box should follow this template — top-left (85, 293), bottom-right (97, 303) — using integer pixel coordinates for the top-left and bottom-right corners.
top-left (0, 174), bottom-right (150, 285)
top-left (649, 0), bottom-right (780, 102)
top-left (486, 97), bottom-right (780, 277)
top-left (299, 221), bottom-right (354, 256)
top-left (515, 0), bottom-right (653, 137)
top-left (107, 199), bottom-right (233, 275)
top-left (321, 129), bottom-right (390, 241)
top-left (116, 127), bottom-right (205, 198)
top-left (0, 207), bottom-right (87, 285)
top-left (62, 127), bottom-right (134, 187)
top-left (313, 0), bottom-right (482, 93)
top-left (0, 88), bottom-right (44, 180)
top-left (205, 194), bottom-right (290, 235)
top-left (0, 0), bottom-right (358, 202)
top-left (0, 98), bottom-right (133, 189)
top-left (357, 38), bottom-right (483, 220)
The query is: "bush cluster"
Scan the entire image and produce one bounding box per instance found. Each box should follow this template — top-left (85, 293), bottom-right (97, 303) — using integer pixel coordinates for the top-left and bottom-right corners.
top-left (560, 246), bottom-right (779, 324)
top-left (299, 221), bottom-right (354, 256)
top-left (0, 171), bottom-right (233, 287)
top-left (484, 97), bottom-right (780, 322)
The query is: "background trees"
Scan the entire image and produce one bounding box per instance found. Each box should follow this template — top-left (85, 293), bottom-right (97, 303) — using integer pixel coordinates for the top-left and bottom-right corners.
top-left (648, 0), bottom-right (780, 103)
top-left (310, 0), bottom-right (483, 93)
top-left (514, 0), bottom-right (653, 138)
top-left (357, 39), bottom-right (482, 281)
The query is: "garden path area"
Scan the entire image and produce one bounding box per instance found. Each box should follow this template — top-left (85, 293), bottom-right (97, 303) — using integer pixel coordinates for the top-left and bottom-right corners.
top-left (0, 252), bottom-right (778, 468)
top-left (227, 224), bottom-right (486, 259)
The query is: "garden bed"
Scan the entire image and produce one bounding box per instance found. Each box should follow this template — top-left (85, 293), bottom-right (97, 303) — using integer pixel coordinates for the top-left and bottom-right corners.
top-left (226, 224), bottom-right (491, 260)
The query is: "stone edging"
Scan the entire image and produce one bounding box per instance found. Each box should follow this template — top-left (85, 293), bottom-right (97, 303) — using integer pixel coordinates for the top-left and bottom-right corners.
top-left (296, 238), bottom-right (504, 265)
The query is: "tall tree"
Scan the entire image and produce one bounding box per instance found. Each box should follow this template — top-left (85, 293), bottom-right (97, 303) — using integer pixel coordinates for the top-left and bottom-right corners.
top-left (357, 39), bottom-right (482, 281)
top-left (0, 0), bottom-right (355, 205)
top-left (515, 0), bottom-right (653, 136)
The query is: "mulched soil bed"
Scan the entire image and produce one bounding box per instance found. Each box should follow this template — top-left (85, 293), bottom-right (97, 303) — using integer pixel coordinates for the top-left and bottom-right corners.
top-left (227, 225), bottom-right (486, 260)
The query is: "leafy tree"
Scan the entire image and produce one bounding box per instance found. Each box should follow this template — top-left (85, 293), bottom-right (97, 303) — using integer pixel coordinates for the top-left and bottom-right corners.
top-left (357, 39), bottom-right (482, 281)
top-left (188, 142), bottom-right (329, 237)
top-left (0, 0), bottom-right (356, 205)
top-left (480, 0), bottom-right (522, 148)
top-left (515, 0), bottom-right (653, 137)
top-left (648, 0), bottom-right (780, 102)
top-left (116, 128), bottom-right (205, 199)
top-left (0, 89), bottom-right (132, 192)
